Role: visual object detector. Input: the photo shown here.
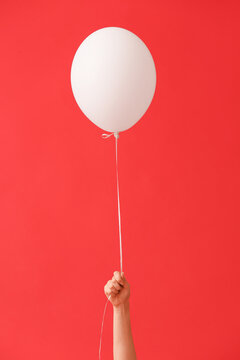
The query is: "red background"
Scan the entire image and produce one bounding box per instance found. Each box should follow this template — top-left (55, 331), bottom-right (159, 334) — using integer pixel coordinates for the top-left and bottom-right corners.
top-left (0, 1), bottom-right (239, 359)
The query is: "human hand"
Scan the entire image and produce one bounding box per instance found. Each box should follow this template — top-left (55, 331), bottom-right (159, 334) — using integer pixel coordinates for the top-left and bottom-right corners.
top-left (104, 271), bottom-right (130, 308)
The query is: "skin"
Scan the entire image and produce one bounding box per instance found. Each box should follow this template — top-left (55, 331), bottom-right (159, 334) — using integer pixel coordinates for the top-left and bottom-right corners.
top-left (104, 271), bottom-right (137, 360)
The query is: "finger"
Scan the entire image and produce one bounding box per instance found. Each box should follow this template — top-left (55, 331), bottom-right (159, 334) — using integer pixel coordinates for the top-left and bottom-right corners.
top-left (104, 284), bottom-right (117, 297)
top-left (113, 271), bottom-right (125, 286)
top-left (105, 289), bottom-right (116, 298)
top-left (111, 277), bottom-right (122, 291)
top-left (108, 280), bottom-right (119, 294)
top-left (104, 285), bottom-right (111, 297)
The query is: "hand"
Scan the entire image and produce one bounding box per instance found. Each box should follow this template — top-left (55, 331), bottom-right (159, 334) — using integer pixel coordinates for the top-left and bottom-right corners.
top-left (104, 271), bottom-right (130, 308)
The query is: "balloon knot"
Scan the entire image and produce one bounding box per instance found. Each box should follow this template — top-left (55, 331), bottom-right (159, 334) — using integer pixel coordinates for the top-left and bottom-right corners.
top-left (101, 132), bottom-right (119, 139)
top-left (114, 132), bottom-right (119, 139)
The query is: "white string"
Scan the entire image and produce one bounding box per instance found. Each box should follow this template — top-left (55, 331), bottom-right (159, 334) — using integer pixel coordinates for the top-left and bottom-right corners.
top-left (99, 131), bottom-right (123, 360)
top-left (115, 133), bottom-right (123, 274)
top-left (101, 131), bottom-right (123, 273)
top-left (98, 294), bottom-right (111, 360)
top-left (102, 133), bottom-right (114, 139)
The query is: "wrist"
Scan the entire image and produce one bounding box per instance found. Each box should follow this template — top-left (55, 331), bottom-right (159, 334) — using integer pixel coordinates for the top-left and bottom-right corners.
top-left (113, 299), bottom-right (130, 313)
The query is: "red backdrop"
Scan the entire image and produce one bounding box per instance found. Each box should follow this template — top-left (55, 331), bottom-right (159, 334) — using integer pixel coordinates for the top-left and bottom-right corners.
top-left (0, 1), bottom-right (239, 359)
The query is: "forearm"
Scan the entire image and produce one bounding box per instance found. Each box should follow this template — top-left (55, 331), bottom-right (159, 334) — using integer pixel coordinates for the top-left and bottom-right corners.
top-left (113, 300), bottom-right (137, 360)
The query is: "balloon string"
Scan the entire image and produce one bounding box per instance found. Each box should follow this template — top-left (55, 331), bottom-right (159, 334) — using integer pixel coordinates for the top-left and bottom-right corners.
top-left (99, 294), bottom-right (111, 360)
top-left (101, 132), bottom-right (122, 273)
top-left (102, 133), bottom-right (114, 139)
top-left (99, 131), bottom-right (123, 360)
top-left (115, 133), bottom-right (123, 274)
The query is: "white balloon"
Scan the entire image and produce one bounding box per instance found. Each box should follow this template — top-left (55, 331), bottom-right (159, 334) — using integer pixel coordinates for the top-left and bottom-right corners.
top-left (71, 27), bottom-right (156, 133)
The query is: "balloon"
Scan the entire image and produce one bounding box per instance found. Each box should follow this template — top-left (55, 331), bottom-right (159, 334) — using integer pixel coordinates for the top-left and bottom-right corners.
top-left (71, 26), bottom-right (156, 133)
